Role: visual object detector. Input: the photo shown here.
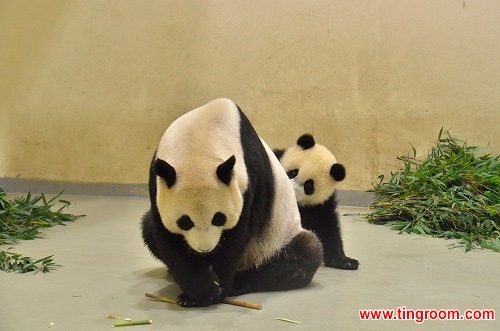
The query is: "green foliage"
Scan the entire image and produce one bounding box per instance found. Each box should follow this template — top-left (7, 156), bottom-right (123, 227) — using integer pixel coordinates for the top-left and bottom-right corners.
top-left (365, 129), bottom-right (500, 252)
top-left (0, 188), bottom-right (84, 273)
top-left (0, 248), bottom-right (59, 274)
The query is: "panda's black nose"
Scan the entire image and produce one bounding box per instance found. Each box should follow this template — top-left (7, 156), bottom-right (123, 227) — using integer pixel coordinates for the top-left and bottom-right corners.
top-left (304, 179), bottom-right (315, 195)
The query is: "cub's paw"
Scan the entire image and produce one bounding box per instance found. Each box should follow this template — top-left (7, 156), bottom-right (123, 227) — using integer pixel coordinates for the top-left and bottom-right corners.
top-left (325, 256), bottom-right (359, 270)
top-left (176, 281), bottom-right (225, 307)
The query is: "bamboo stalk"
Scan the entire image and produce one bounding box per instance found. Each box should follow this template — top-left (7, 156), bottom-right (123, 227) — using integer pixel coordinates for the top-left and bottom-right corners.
top-left (277, 317), bottom-right (301, 324)
top-left (112, 319), bottom-right (152, 327)
top-left (145, 293), bottom-right (262, 310)
top-left (145, 292), bottom-right (177, 304)
top-left (223, 298), bottom-right (262, 310)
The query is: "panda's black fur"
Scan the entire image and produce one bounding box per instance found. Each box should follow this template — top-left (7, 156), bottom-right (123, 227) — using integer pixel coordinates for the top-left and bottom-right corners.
top-left (274, 134), bottom-right (359, 270)
top-left (299, 190), bottom-right (359, 270)
top-left (141, 99), bottom-right (323, 307)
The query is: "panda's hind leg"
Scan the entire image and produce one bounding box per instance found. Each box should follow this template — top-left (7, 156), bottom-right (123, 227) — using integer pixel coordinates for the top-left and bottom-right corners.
top-left (228, 230), bottom-right (323, 296)
top-left (141, 209), bottom-right (162, 261)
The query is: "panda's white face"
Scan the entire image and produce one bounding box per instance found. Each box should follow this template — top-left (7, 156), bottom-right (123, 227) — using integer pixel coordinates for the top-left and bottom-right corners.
top-left (155, 157), bottom-right (243, 253)
top-left (280, 143), bottom-right (344, 207)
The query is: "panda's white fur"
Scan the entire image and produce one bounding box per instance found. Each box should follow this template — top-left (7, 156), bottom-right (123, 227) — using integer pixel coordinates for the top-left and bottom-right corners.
top-left (155, 99), bottom-right (246, 253)
top-left (156, 98), bottom-right (301, 264)
top-left (280, 142), bottom-right (340, 207)
top-left (239, 139), bottom-right (302, 269)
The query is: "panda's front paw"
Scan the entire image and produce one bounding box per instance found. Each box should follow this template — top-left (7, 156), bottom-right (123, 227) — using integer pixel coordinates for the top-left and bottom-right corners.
top-left (325, 256), bottom-right (359, 270)
top-left (176, 281), bottom-right (225, 307)
top-left (176, 293), bottom-right (200, 307)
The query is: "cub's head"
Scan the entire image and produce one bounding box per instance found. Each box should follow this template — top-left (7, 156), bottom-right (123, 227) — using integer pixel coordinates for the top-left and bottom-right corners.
top-left (279, 134), bottom-right (345, 207)
top-left (154, 155), bottom-right (243, 253)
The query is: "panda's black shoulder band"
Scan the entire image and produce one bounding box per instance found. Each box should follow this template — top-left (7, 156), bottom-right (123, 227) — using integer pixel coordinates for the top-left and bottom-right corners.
top-left (297, 134), bottom-right (315, 150)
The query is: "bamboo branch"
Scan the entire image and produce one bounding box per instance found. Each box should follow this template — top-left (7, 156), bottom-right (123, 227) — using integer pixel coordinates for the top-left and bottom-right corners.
top-left (145, 292), bottom-right (177, 304)
top-left (145, 292), bottom-right (262, 310)
top-left (112, 320), bottom-right (152, 328)
top-left (223, 298), bottom-right (262, 310)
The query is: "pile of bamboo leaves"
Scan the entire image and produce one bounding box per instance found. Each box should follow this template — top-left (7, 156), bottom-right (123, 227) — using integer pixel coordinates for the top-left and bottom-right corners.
top-left (0, 188), bottom-right (83, 273)
top-left (365, 129), bottom-right (500, 252)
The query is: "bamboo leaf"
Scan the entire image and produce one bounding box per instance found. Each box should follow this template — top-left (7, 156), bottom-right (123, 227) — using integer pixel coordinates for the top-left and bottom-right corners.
top-left (0, 188), bottom-right (84, 273)
top-left (365, 129), bottom-right (500, 252)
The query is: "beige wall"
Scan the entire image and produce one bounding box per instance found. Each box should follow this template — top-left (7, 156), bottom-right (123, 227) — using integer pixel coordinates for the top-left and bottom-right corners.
top-left (1, 1), bottom-right (499, 191)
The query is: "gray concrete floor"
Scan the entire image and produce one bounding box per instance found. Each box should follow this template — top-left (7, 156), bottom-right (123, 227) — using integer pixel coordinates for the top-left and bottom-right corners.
top-left (1, 196), bottom-right (498, 330)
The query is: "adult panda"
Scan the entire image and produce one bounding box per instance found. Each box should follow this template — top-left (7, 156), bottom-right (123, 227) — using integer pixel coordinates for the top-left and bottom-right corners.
top-left (141, 98), bottom-right (323, 307)
top-left (274, 134), bottom-right (359, 270)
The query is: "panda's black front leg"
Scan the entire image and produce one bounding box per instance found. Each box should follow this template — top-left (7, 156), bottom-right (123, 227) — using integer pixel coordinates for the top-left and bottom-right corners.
top-left (303, 198), bottom-right (359, 270)
top-left (147, 220), bottom-right (225, 307)
top-left (322, 213), bottom-right (359, 270)
top-left (175, 265), bottom-right (225, 307)
top-left (208, 227), bottom-right (251, 297)
top-left (325, 254), bottom-right (359, 270)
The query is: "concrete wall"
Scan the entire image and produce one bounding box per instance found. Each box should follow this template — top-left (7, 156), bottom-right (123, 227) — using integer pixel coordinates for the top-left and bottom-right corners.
top-left (1, 0), bottom-right (499, 191)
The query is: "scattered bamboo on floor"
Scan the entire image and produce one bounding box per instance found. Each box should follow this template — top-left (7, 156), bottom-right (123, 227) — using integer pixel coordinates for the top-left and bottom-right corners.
top-left (145, 292), bottom-right (262, 310)
top-left (222, 298), bottom-right (262, 310)
top-left (111, 319), bottom-right (152, 328)
top-left (145, 292), bottom-right (176, 304)
top-left (276, 317), bottom-right (300, 324)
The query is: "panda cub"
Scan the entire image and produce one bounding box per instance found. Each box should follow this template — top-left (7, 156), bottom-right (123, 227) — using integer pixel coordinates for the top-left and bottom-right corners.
top-left (275, 134), bottom-right (359, 270)
top-left (141, 99), bottom-right (323, 307)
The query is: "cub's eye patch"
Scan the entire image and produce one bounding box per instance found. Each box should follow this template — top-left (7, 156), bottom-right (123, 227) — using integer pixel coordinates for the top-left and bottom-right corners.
top-left (177, 215), bottom-right (194, 231)
top-left (304, 179), bottom-right (315, 195)
top-left (287, 169), bottom-right (299, 179)
top-left (211, 212), bottom-right (227, 227)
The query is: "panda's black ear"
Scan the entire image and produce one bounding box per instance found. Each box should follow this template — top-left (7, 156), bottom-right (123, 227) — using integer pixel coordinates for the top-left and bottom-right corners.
top-left (217, 155), bottom-right (236, 186)
top-left (273, 149), bottom-right (286, 160)
top-left (154, 159), bottom-right (176, 188)
top-left (330, 163), bottom-right (346, 182)
top-left (297, 134), bottom-right (315, 150)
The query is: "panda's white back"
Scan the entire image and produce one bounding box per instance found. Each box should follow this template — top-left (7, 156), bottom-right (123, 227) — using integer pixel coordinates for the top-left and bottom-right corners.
top-left (240, 140), bottom-right (303, 269)
top-left (156, 98), bottom-right (248, 193)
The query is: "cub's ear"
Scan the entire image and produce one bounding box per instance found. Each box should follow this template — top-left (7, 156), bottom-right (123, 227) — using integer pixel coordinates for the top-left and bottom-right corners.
top-left (273, 149), bottom-right (286, 160)
top-left (154, 159), bottom-right (176, 188)
top-left (297, 134), bottom-right (315, 150)
top-left (217, 155), bottom-right (236, 186)
top-left (330, 163), bottom-right (346, 182)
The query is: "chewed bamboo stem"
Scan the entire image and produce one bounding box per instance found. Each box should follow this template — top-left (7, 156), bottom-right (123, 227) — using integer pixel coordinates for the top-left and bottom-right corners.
top-left (112, 319), bottom-right (152, 327)
top-left (145, 292), bottom-right (177, 304)
top-left (145, 292), bottom-right (262, 310)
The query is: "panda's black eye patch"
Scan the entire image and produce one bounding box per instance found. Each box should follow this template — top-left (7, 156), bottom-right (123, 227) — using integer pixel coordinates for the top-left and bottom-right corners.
top-left (304, 179), bottom-right (315, 195)
top-left (287, 169), bottom-right (299, 179)
top-left (211, 212), bottom-right (227, 227)
top-left (177, 215), bottom-right (194, 231)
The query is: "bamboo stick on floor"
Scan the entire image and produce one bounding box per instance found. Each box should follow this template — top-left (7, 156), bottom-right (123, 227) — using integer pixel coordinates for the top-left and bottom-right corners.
top-left (145, 292), bottom-right (262, 310)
